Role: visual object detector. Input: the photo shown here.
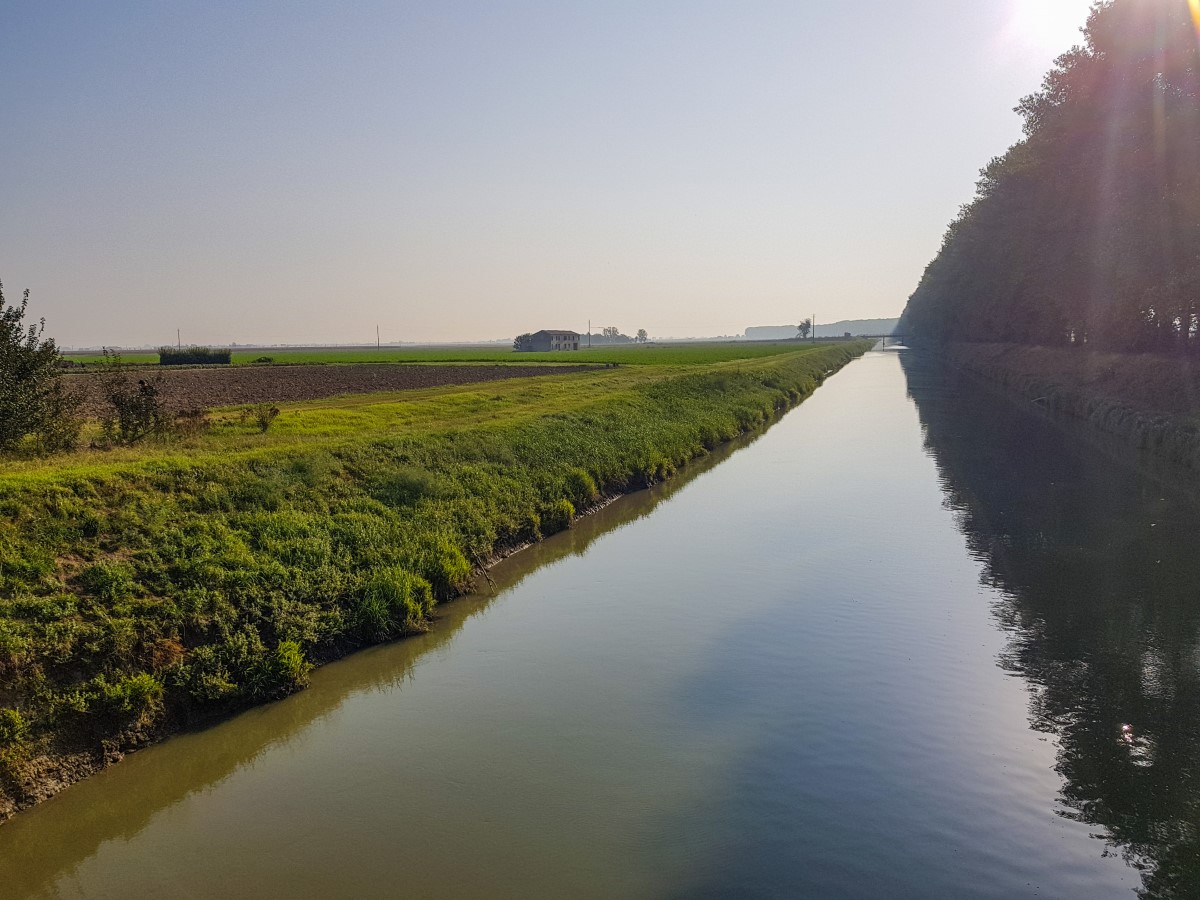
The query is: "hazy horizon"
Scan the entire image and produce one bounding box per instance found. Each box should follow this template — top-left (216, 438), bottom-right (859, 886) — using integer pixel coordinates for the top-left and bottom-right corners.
top-left (2, 1), bottom-right (1094, 346)
top-left (57, 313), bottom-right (902, 351)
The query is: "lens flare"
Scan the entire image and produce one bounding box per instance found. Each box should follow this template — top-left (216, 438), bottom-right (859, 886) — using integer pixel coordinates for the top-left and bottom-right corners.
top-left (1191, 0), bottom-right (1200, 40)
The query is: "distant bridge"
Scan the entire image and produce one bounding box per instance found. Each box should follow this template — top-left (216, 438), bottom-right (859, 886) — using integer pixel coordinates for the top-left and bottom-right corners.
top-left (854, 334), bottom-right (907, 348)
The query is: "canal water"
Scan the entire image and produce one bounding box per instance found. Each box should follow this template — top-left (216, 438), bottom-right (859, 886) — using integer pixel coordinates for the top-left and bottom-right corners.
top-left (3, 349), bottom-right (1197, 898)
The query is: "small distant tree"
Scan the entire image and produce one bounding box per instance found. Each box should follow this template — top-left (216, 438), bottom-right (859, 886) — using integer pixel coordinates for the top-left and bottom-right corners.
top-left (0, 280), bottom-right (82, 453)
top-left (602, 326), bottom-right (619, 339)
top-left (514, 333), bottom-right (534, 351)
top-left (636, 328), bottom-right (648, 343)
top-left (797, 319), bottom-right (812, 340)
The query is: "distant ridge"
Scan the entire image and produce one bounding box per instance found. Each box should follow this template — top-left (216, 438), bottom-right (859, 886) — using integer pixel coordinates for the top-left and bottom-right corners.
top-left (745, 318), bottom-right (898, 340)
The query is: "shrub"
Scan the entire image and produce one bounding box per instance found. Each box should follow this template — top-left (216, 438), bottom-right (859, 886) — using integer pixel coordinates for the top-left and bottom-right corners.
top-left (99, 672), bottom-right (164, 718)
top-left (34, 393), bottom-right (83, 454)
top-left (8, 593), bottom-right (77, 623)
top-left (99, 351), bottom-right (171, 444)
top-left (0, 708), bottom-right (28, 747)
top-left (158, 346), bottom-right (231, 365)
top-left (251, 404), bottom-right (280, 433)
top-left (0, 622), bottom-right (32, 671)
top-left (352, 568), bottom-right (434, 639)
top-left (419, 542), bottom-right (471, 596)
top-left (247, 640), bottom-right (311, 699)
top-left (541, 498), bottom-right (575, 534)
top-left (564, 468), bottom-right (599, 507)
top-left (172, 645), bottom-right (238, 704)
top-left (523, 510), bottom-right (542, 541)
top-left (0, 709), bottom-right (30, 780)
top-left (80, 561), bottom-right (136, 602)
top-left (0, 279), bottom-right (83, 454)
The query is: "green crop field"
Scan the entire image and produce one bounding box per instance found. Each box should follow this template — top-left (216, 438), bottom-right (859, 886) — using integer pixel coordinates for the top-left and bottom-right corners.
top-left (0, 342), bottom-right (871, 817)
top-left (63, 340), bottom-right (836, 368)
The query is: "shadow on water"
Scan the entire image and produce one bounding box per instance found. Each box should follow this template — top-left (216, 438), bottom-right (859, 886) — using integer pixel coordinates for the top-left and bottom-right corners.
top-left (900, 351), bottom-right (1200, 899)
top-left (0, 423), bottom-right (768, 898)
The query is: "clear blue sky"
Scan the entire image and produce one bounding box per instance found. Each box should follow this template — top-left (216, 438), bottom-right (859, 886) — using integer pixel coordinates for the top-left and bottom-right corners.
top-left (1, 1), bottom-right (1095, 345)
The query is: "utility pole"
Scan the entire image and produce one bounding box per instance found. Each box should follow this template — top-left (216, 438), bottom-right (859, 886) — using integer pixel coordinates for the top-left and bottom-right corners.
top-left (376, 325), bottom-right (380, 349)
top-left (177, 329), bottom-right (181, 350)
top-left (812, 313), bottom-right (816, 342)
top-left (588, 319), bottom-right (592, 349)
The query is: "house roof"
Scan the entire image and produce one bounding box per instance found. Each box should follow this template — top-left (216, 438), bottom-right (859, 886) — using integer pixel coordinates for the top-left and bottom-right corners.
top-left (531, 330), bottom-right (580, 338)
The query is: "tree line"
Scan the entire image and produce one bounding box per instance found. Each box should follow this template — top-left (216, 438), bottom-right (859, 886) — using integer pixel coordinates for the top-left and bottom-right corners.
top-left (590, 326), bottom-right (650, 345)
top-left (901, 0), bottom-right (1200, 352)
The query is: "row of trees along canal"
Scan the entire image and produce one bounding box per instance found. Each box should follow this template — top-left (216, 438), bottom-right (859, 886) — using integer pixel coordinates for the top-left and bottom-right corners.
top-left (900, 0), bottom-right (1200, 352)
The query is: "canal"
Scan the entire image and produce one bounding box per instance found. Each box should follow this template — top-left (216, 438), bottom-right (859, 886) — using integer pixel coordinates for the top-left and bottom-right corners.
top-left (3, 348), bottom-right (1196, 898)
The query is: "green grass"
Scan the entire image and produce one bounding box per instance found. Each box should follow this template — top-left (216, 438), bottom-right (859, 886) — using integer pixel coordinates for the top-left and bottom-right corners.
top-left (63, 340), bottom-right (833, 368)
top-left (0, 342), bottom-right (871, 810)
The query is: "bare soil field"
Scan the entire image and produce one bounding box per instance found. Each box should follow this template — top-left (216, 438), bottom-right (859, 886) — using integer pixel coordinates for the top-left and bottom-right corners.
top-left (64, 363), bottom-right (603, 417)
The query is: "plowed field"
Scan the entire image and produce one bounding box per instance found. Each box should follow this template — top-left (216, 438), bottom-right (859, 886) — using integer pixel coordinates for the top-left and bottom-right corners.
top-left (64, 363), bottom-right (603, 417)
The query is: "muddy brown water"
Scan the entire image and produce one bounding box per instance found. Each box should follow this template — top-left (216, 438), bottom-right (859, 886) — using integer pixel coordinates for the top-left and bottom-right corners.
top-left (3, 349), bottom-right (1197, 898)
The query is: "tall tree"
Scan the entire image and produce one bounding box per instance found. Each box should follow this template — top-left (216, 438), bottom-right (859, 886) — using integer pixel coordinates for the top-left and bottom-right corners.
top-left (902, 0), bottom-right (1200, 352)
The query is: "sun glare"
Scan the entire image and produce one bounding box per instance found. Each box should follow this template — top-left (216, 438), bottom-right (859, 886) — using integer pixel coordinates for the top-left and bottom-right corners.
top-left (1190, 0), bottom-right (1200, 38)
top-left (1005, 0), bottom-right (1093, 54)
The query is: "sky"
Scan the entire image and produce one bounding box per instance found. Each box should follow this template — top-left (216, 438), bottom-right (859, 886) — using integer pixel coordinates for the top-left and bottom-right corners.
top-left (1, 0), bottom-right (1096, 346)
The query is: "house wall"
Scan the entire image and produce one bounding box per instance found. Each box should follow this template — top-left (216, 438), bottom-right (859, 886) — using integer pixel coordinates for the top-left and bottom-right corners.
top-left (530, 333), bottom-right (579, 351)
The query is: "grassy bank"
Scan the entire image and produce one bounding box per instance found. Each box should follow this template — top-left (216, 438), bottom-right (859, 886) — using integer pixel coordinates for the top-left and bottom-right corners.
top-left (0, 341), bottom-right (871, 819)
top-left (940, 343), bottom-right (1200, 471)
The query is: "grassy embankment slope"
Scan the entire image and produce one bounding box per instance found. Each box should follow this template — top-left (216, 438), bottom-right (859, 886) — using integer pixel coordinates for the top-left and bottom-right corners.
top-left (942, 343), bottom-right (1200, 471)
top-left (0, 341), bottom-right (871, 819)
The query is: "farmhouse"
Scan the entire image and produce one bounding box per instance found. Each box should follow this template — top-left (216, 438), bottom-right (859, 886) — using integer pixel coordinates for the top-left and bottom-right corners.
top-left (529, 330), bottom-right (580, 351)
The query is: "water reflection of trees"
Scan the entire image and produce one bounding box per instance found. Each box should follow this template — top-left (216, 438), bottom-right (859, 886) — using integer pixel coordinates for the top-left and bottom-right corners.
top-left (901, 352), bottom-right (1200, 899)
